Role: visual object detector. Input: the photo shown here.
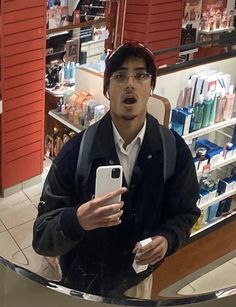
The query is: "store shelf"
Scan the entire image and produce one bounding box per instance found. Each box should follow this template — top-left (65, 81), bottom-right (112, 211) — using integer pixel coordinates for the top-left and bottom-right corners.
top-left (199, 187), bottom-right (236, 210)
top-left (198, 27), bottom-right (235, 35)
top-left (46, 49), bottom-right (66, 57)
top-left (46, 86), bottom-right (75, 98)
top-left (182, 117), bottom-right (236, 143)
top-left (46, 17), bottom-right (109, 35)
top-left (179, 48), bottom-right (199, 56)
top-left (48, 110), bottom-right (83, 133)
top-left (190, 210), bottom-right (236, 237)
top-left (196, 155), bottom-right (236, 178)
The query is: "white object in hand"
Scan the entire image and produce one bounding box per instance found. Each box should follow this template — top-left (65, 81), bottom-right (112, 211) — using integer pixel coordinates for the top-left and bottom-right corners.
top-left (132, 237), bottom-right (152, 273)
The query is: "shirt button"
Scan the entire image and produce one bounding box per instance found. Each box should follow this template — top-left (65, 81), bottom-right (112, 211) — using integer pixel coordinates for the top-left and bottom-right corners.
top-left (131, 184), bottom-right (135, 189)
top-left (109, 160), bottom-right (114, 164)
top-left (123, 250), bottom-right (128, 255)
top-left (148, 154), bottom-right (152, 159)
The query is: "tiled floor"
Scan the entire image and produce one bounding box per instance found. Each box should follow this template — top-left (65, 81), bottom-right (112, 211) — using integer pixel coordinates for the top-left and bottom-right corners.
top-left (0, 158), bottom-right (51, 276)
top-left (0, 157), bottom-right (236, 297)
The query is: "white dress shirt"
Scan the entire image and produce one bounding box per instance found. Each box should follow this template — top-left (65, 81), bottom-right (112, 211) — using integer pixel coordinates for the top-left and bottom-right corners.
top-left (112, 120), bottom-right (146, 186)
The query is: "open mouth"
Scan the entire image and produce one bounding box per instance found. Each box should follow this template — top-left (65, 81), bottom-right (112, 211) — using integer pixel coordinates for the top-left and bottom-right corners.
top-left (123, 96), bottom-right (137, 104)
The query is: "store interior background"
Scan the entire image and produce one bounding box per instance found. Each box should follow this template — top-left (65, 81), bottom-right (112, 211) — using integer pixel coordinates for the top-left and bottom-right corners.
top-left (0, 0), bottom-right (236, 302)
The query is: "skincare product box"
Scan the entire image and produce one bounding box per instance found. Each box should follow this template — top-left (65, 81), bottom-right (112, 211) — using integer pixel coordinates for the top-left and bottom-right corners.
top-left (217, 177), bottom-right (235, 194)
top-left (171, 122), bottom-right (183, 136)
top-left (206, 148), bottom-right (223, 166)
top-left (198, 189), bottom-right (209, 206)
top-left (171, 108), bottom-right (191, 135)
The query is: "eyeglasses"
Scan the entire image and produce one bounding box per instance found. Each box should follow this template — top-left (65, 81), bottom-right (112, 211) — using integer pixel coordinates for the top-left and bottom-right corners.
top-left (110, 71), bottom-right (152, 84)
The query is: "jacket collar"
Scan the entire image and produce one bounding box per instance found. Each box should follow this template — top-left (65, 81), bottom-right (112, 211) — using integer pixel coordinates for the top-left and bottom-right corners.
top-left (89, 111), bottom-right (163, 162)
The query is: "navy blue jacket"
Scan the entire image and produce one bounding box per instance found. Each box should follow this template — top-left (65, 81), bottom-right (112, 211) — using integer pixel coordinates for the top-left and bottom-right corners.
top-left (33, 112), bottom-right (200, 295)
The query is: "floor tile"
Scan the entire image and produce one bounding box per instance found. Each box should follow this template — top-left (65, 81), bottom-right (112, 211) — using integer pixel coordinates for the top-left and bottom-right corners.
top-left (0, 220), bottom-right (6, 233)
top-left (19, 246), bottom-right (45, 275)
top-left (30, 193), bottom-right (41, 208)
top-left (22, 175), bottom-right (41, 189)
top-left (9, 220), bottom-right (34, 250)
top-left (0, 199), bottom-right (37, 229)
top-left (0, 191), bottom-right (28, 209)
top-left (0, 231), bottom-right (21, 261)
top-left (23, 183), bottom-right (44, 199)
top-left (12, 250), bottom-right (29, 266)
top-left (230, 257), bottom-right (236, 266)
top-left (189, 262), bottom-right (236, 294)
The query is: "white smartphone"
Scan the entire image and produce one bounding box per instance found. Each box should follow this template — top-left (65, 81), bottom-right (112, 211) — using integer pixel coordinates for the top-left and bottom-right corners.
top-left (95, 165), bottom-right (123, 205)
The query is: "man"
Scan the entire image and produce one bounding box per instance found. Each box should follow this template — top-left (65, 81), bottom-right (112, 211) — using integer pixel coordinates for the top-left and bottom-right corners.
top-left (33, 42), bottom-right (200, 298)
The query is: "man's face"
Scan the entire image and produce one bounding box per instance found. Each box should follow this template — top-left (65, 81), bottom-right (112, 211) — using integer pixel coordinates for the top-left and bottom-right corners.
top-left (108, 57), bottom-right (152, 122)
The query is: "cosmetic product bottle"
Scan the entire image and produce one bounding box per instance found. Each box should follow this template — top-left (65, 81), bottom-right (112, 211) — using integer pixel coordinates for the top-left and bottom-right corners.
top-left (183, 79), bottom-right (192, 106)
top-left (64, 62), bottom-right (70, 83)
top-left (215, 89), bottom-right (226, 123)
top-left (56, 97), bottom-right (63, 112)
top-left (208, 92), bottom-right (217, 125)
top-left (58, 63), bottom-right (64, 85)
top-left (201, 92), bottom-right (213, 128)
top-left (223, 85), bottom-right (235, 120)
top-left (193, 94), bottom-right (204, 130)
top-left (69, 61), bottom-right (76, 85)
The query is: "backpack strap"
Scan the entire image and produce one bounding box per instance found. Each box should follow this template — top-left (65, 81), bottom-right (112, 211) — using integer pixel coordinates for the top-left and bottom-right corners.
top-left (159, 126), bottom-right (177, 183)
top-left (74, 121), bottom-right (99, 187)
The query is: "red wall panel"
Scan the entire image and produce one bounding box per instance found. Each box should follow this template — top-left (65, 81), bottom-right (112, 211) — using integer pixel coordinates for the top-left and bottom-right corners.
top-left (121, 0), bottom-right (183, 68)
top-left (4, 151), bottom-right (42, 188)
top-left (1, 0), bottom-right (46, 190)
top-left (5, 122), bottom-right (42, 143)
top-left (4, 90), bottom-right (42, 111)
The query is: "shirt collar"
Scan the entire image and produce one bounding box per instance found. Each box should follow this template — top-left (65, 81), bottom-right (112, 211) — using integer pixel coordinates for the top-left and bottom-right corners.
top-left (112, 119), bottom-right (147, 150)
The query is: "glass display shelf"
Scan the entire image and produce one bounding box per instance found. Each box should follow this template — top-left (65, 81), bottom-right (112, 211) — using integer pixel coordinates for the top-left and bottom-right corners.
top-left (198, 27), bottom-right (235, 35)
top-left (190, 210), bottom-right (236, 237)
top-left (48, 109), bottom-right (83, 133)
top-left (182, 117), bottom-right (236, 143)
top-left (196, 155), bottom-right (236, 178)
top-left (46, 17), bottom-right (109, 35)
top-left (198, 187), bottom-right (236, 210)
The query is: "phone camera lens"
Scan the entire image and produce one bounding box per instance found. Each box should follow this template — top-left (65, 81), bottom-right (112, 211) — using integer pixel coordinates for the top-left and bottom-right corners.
top-left (111, 168), bottom-right (120, 178)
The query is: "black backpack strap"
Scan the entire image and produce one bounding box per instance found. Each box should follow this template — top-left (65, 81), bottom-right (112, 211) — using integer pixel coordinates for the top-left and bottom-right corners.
top-left (159, 126), bottom-right (176, 183)
top-left (74, 121), bottom-right (99, 187)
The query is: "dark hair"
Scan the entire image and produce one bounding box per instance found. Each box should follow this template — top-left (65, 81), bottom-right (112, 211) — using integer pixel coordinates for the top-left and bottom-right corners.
top-left (103, 42), bottom-right (157, 98)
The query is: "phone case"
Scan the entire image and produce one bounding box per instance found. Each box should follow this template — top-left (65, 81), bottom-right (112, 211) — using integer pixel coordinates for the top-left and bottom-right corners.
top-left (95, 165), bottom-right (123, 204)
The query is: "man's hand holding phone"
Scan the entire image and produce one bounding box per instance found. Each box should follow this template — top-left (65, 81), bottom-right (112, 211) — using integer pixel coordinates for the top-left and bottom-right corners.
top-left (77, 187), bottom-right (127, 230)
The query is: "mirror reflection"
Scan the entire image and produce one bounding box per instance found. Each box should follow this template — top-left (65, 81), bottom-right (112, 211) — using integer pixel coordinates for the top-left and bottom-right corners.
top-left (0, 0), bottom-right (236, 303)
top-left (34, 42), bottom-right (201, 298)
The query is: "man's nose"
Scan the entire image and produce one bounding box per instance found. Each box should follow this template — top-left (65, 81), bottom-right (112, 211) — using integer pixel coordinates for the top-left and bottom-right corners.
top-left (125, 75), bottom-right (135, 87)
